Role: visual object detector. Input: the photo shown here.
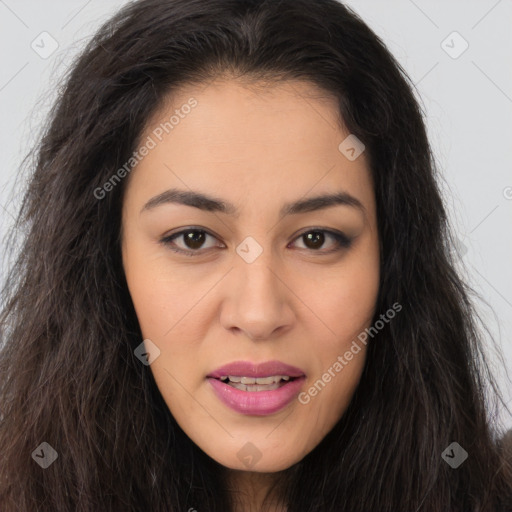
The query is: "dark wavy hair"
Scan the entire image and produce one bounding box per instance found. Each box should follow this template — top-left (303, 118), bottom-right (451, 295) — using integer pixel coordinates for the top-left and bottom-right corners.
top-left (1, 0), bottom-right (511, 510)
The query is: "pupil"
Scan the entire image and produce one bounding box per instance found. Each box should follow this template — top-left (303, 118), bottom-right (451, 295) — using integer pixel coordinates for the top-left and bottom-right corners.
top-left (185, 230), bottom-right (205, 249)
top-left (304, 231), bottom-right (324, 249)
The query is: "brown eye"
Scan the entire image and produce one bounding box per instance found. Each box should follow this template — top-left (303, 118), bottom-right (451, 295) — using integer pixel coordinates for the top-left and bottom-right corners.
top-left (161, 228), bottom-right (221, 255)
top-left (161, 227), bottom-right (352, 256)
top-left (292, 229), bottom-right (352, 253)
top-left (302, 231), bottom-right (326, 250)
top-left (181, 230), bottom-right (207, 250)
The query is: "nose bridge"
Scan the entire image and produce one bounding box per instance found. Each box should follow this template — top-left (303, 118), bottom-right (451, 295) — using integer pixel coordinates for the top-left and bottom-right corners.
top-left (221, 236), bottom-right (293, 339)
top-left (235, 238), bottom-right (282, 309)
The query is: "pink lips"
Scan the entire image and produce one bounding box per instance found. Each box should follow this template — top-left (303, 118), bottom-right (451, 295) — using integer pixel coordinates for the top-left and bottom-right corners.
top-left (207, 360), bottom-right (305, 379)
top-left (207, 360), bottom-right (306, 416)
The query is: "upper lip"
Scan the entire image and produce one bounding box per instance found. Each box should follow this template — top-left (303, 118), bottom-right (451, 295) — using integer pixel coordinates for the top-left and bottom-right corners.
top-left (207, 360), bottom-right (306, 379)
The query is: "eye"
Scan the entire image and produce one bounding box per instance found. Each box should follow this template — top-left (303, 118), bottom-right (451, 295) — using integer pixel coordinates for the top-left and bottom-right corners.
top-left (160, 228), bottom-right (222, 256)
top-left (291, 229), bottom-right (352, 253)
top-left (160, 227), bottom-right (352, 256)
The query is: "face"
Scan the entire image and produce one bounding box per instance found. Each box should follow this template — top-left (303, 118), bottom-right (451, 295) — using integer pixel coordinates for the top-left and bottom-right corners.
top-left (121, 78), bottom-right (380, 472)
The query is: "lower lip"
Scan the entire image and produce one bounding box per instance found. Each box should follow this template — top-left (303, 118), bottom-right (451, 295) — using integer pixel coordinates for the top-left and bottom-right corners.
top-left (207, 377), bottom-right (305, 416)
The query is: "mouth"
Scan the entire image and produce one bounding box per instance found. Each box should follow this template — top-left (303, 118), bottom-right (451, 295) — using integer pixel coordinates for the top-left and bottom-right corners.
top-left (206, 360), bottom-right (306, 415)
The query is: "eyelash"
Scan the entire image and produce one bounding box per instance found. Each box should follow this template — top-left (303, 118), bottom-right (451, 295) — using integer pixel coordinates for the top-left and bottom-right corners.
top-left (160, 227), bottom-right (353, 257)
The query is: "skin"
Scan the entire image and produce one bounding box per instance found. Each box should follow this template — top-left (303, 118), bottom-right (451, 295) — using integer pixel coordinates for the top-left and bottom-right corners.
top-left (121, 78), bottom-right (380, 511)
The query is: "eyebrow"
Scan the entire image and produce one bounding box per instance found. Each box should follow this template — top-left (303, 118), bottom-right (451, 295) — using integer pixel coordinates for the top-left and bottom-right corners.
top-left (140, 187), bottom-right (365, 219)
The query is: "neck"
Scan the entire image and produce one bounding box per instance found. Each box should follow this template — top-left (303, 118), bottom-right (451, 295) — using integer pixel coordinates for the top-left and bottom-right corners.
top-left (227, 469), bottom-right (287, 512)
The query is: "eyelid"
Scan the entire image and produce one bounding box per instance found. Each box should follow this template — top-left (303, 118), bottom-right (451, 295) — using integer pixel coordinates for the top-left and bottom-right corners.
top-left (160, 226), bottom-right (352, 256)
top-left (290, 227), bottom-right (352, 250)
top-left (160, 227), bottom-right (223, 255)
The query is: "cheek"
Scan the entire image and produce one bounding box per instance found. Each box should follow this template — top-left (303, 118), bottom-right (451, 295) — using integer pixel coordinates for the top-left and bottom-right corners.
top-left (127, 276), bottom-right (182, 340)
top-left (307, 252), bottom-right (380, 340)
top-left (122, 235), bottom-right (202, 341)
top-left (299, 243), bottom-right (379, 415)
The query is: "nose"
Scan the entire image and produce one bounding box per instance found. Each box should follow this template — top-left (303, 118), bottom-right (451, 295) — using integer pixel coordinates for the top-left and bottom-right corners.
top-left (219, 251), bottom-right (295, 341)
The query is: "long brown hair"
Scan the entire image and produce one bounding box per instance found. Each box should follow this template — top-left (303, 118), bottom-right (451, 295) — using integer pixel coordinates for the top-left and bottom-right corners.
top-left (1, 0), bottom-right (511, 510)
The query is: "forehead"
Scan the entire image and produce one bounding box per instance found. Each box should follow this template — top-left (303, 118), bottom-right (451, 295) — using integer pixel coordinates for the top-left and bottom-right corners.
top-left (144, 78), bottom-right (344, 160)
top-left (125, 78), bottom-right (374, 218)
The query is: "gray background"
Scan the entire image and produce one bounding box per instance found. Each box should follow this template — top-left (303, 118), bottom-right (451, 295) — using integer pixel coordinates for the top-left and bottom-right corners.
top-left (1, 0), bottom-right (511, 431)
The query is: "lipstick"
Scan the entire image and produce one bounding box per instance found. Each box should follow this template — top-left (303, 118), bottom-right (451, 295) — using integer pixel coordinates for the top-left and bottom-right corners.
top-left (207, 360), bottom-right (306, 416)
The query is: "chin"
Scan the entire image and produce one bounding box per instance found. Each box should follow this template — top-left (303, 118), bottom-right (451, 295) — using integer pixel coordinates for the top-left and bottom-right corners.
top-left (204, 441), bottom-right (306, 473)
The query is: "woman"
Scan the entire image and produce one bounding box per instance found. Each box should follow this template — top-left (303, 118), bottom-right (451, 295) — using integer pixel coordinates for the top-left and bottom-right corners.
top-left (0, 0), bottom-right (511, 510)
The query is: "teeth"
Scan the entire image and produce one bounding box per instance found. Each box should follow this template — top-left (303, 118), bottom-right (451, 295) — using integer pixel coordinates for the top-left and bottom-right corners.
top-left (226, 375), bottom-right (291, 384)
top-left (248, 376), bottom-right (272, 385)
top-left (218, 375), bottom-right (294, 390)
top-left (230, 382), bottom-right (281, 392)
